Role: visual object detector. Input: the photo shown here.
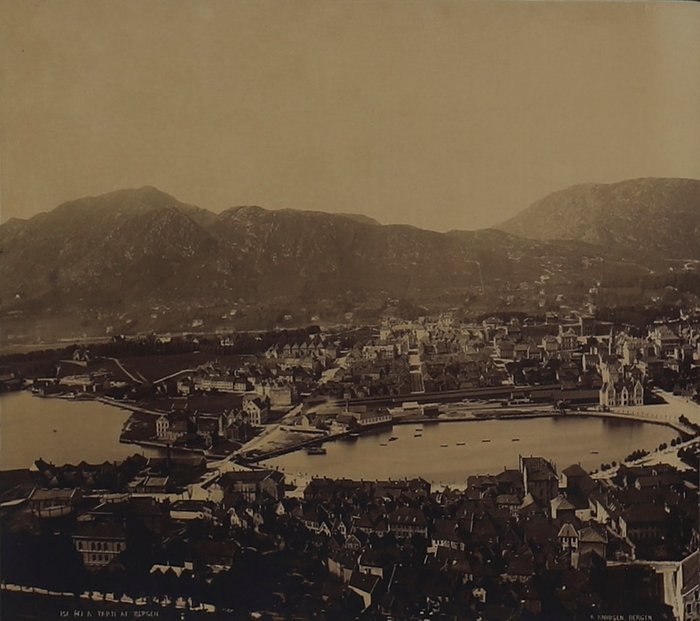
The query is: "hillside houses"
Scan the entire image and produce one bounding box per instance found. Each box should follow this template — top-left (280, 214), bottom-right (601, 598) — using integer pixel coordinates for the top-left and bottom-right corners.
top-left (5, 435), bottom-right (698, 621)
top-left (264, 336), bottom-right (326, 359)
top-left (306, 310), bottom-right (700, 417)
top-left (211, 469), bottom-right (286, 505)
top-left (176, 361), bottom-right (307, 410)
top-left (288, 456), bottom-right (698, 618)
top-left (262, 336), bottom-right (338, 372)
top-left (152, 391), bottom-right (267, 449)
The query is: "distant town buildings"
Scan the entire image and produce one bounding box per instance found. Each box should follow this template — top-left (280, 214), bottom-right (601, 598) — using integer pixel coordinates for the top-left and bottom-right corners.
top-left (3, 309), bottom-right (700, 618)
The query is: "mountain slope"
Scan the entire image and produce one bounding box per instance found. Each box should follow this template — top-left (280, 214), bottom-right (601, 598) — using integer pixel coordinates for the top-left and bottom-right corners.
top-left (0, 189), bottom-right (485, 316)
top-left (208, 206), bottom-right (482, 298)
top-left (498, 177), bottom-right (700, 259)
top-left (1, 179), bottom-right (697, 341)
top-left (0, 188), bottom-right (220, 305)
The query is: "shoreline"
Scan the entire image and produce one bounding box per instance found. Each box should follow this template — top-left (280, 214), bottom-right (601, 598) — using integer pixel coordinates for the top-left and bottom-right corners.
top-left (20, 387), bottom-right (697, 436)
top-left (241, 407), bottom-right (692, 464)
top-left (9, 389), bottom-right (694, 471)
top-left (118, 436), bottom-right (232, 460)
top-left (394, 408), bottom-right (693, 434)
top-left (96, 396), bottom-right (167, 417)
top-left (16, 390), bottom-right (167, 417)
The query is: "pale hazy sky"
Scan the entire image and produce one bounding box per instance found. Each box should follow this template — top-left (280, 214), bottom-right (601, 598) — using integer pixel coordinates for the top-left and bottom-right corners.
top-left (1, 0), bottom-right (699, 231)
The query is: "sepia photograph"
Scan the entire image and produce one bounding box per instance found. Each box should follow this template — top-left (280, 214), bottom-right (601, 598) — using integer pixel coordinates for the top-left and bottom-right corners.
top-left (1, 1), bottom-right (699, 620)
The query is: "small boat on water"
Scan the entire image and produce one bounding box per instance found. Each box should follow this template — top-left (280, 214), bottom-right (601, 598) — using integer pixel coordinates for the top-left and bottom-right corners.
top-left (511, 438), bottom-right (520, 442)
top-left (590, 450), bottom-right (599, 454)
top-left (306, 446), bottom-right (327, 455)
top-left (481, 439), bottom-right (491, 443)
top-left (380, 442), bottom-right (388, 446)
top-left (456, 442), bottom-right (465, 446)
top-left (440, 444), bottom-right (448, 448)
top-left (388, 436), bottom-right (398, 442)
top-left (414, 433), bottom-right (422, 438)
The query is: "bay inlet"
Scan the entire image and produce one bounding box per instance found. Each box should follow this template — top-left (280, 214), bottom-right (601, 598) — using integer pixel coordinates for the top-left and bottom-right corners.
top-left (264, 415), bottom-right (679, 486)
top-left (0, 391), bottom-right (681, 484)
top-left (0, 391), bottom-right (160, 471)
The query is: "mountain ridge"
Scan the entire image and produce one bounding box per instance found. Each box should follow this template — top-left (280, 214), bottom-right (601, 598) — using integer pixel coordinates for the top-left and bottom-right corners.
top-left (497, 177), bottom-right (700, 259)
top-left (1, 177), bottom-right (698, 341)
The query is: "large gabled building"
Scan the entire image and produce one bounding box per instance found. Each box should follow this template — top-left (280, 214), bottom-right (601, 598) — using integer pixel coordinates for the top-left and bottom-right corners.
top-left (599, 378), bottom-right (644, 408)
top-left (72, 521), bottom-right (127, 570)
top-left (215, 469), bottom-right (285, 505)
top-left (519, 456), bottom-right (558, 506)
